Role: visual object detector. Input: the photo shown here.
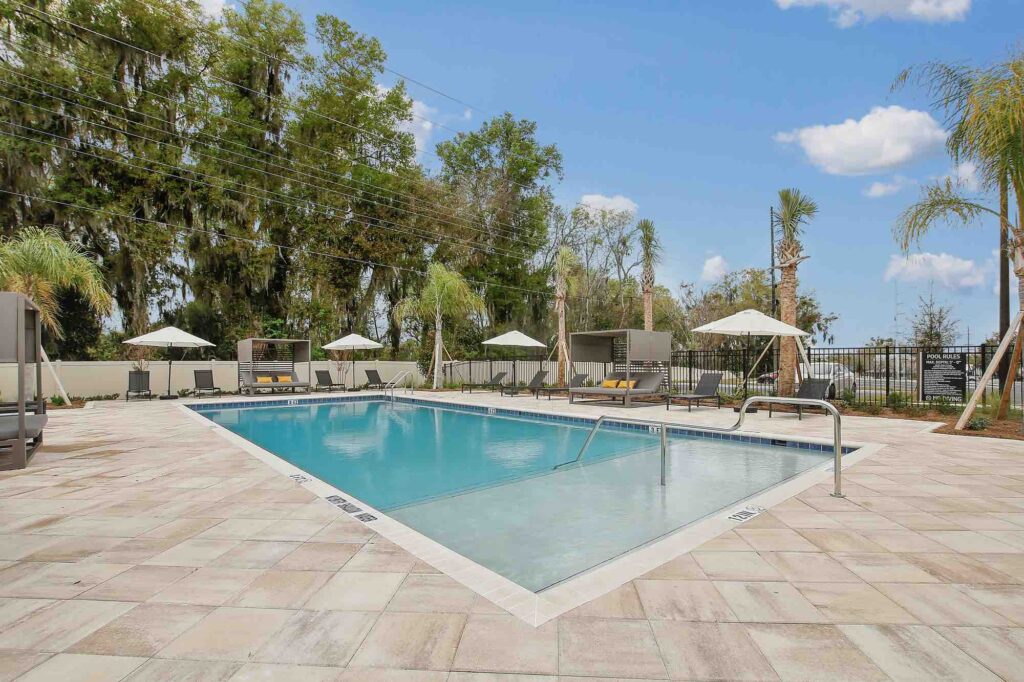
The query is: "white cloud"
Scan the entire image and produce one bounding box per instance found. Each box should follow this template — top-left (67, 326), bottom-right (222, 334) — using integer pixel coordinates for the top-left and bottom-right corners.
top-left (864, 175), bottom-right (915, 198)
top-left (775, 105), bottom-right (946, 175)
top-left (884, 252), bottom-right (987, 291)
top-left (948, 160), bottom-right (980, 191)
top-left (462, 109), bottom-right (473, 121)
top-left (376, 85), bottom-right (436, 159)
top-left (701, 255), bottom-right (729, 283)
top-left (579, 193), bottom-right (638, 215)
top-left (774, 0), bottom-right (970, 27)
top-left (198, 0), bottom-right (227, 16)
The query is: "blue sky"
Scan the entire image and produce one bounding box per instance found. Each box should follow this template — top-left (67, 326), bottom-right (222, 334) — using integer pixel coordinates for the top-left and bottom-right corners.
top-left (283, 0), bottom-right (1020, 345)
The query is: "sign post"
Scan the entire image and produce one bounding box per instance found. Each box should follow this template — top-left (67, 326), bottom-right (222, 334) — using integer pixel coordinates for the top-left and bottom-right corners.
top-left (919, 351), bottom-right (967, 403)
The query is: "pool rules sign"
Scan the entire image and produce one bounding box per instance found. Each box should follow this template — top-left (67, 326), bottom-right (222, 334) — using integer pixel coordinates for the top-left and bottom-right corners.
top-left (919, 351), bottom-right (967, 402)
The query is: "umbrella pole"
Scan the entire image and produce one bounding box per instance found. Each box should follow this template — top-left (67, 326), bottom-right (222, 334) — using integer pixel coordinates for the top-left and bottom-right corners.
top-left (161, 344), bottom-right (177, 400)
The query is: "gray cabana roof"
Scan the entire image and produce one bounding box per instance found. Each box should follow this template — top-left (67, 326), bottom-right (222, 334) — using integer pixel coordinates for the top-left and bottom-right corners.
top-left (237, 338), bottom-right (311, 363)
top-left (569, 329), bottom-right (672, 363)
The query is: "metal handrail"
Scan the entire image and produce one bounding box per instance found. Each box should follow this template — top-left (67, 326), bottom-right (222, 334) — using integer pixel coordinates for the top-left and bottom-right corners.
top-left (384, 370), bottom-right (414, 401)
top-left (550, 395), bottom-right (845, 497)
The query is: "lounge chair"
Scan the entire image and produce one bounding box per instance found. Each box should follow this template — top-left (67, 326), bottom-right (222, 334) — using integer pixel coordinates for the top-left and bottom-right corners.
top-left (0, 408), bottom-right (47, 467)
top-left (126, 370), bottom-right (152, 401)
top-left (461, 371), bottom-right (507, 393)
top-left (534, 373), bottom-right (588, 400)
top-left (500, 370), bottom-right (548, 396)
top-left (666, 372), bottom-right (723, 412)
top-left (568, 371), bottom-right (666, 407)
top-left (769, 378), bottom-right (831, 419)
top-left (315, 369), bottom-right (346, 392)
top-left (364, 369), bottom-right (386, 390)
top-left (192, 369), bottom-right (221, 398)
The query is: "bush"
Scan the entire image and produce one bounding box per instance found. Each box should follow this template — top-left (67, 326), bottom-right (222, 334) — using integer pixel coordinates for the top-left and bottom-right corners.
top-left (903, 405), bottom-right (927, 418)
top-left (48, 394), bottom-right (66, 406)
top-left (861, 404), bottom-right (882, 415)
top-left (966, 416), bottom-right (991, 431)
top-left (886, 392), bottom-right (912, 409)
top-left (840, 388), bottom-right (857, 405)
top-left (930, 397), bottom-right (958, 415)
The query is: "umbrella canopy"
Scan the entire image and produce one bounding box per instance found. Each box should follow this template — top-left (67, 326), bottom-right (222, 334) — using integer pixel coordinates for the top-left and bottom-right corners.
top-left (123, 326), bottom-right (213, 400)
top-left (482, 330), bottom-right (547, 348)
top-left (322, 333), bottom-right (383, 351)
top-left (123, 326), bottom-right (215, 348)
top-left (692, 309), bottom-right (808, 337)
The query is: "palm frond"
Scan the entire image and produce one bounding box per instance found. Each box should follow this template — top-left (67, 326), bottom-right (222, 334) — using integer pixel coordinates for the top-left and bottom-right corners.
top-left (893, 179), bottom-right (1006, 251)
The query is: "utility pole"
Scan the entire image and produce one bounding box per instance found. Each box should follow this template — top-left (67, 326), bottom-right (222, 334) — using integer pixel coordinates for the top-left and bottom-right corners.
top-left (769, 207), bottom-right (778, 317)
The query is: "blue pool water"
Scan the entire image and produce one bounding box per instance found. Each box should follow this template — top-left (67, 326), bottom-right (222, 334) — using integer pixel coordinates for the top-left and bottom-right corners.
top-left (199, 398), bottom-right (833, 591)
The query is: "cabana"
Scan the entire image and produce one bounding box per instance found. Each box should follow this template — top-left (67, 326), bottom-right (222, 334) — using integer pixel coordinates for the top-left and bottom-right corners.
top-left (238, 338), bottom-right (311, 394)
top-left (568, 329), bottom-right (672, 407)
top-left (0, 293), bottom-right (45, 471)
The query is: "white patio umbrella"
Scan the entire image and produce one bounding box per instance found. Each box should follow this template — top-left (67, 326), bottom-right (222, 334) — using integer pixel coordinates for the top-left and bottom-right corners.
top-left (692, 309), bottom-right (811, 402)
top-left (322, 333), bottom-right (383, 388)
top-left (123, 326), bottom-right (214, 400)
top-left (482, 330), bottom-right (546, 384)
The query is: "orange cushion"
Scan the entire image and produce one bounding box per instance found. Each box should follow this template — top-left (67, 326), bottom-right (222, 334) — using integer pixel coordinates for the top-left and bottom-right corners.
top-left (601, 379), bottom-right (619, 388)
top-left (255, 376), bottom-right (273, 384)
top-left (276, 375), bottom-right (292, 382)
top-left (618, 380), bottom-right (637, 389)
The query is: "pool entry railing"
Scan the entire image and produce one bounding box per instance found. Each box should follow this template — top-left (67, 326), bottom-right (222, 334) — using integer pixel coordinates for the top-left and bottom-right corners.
top-left (552, 396), bottom-right (845, 497)
top-left (384, 370), bottom-right (416, 401)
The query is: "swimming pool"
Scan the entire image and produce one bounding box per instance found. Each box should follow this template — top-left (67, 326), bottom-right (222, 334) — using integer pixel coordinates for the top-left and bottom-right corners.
top-left (196, 397), bottom-right (837, 592)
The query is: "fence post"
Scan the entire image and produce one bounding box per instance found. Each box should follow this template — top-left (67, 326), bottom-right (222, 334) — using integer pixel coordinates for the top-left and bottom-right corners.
top-left (742, 347), bottom-right (749, 399)
top-left (688, 350), bottom-right (694, 390)
top-left (884, 346), bottom-right (890, 403)
top-left (980, 344), bottom-right (988, 403)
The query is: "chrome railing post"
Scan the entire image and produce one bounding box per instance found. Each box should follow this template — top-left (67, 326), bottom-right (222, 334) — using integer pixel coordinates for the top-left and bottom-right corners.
top-left (660, 424), bottom-right (667, 486)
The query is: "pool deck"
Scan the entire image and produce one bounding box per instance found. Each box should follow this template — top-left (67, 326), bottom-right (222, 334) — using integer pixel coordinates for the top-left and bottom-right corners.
top-left (0, 392), bottom-right (1022, 680)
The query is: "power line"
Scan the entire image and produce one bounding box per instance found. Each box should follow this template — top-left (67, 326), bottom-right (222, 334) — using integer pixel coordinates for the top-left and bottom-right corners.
top-left (0, 35), bottom-right (542, 246)
top-left (0, 122), bottom-right (532, 262)
top-left (0, 188), bottom-right (556, 297)
top-left (0, 76), bottom-right (538, 257)
top-left (10, 2), bottom-right (549, 198)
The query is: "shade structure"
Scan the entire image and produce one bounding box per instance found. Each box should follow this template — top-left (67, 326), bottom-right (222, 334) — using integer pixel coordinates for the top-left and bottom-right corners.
top-left (322, 333), bottom-right (383, 389)
top-left (482, 331), bottom-right (546, 385)
top-left (124, 326), bottom-right (214, 400)
top-left (691, 309), bottom-right (808, 337)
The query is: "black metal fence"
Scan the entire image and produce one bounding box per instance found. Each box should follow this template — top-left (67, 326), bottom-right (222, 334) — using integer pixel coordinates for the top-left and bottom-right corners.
top-left (443, 342), bottom-right (1022, 408)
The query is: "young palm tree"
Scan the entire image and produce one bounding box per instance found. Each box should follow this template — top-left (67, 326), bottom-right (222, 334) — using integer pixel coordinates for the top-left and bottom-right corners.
top-left (0, 227), bottom-right (112, 337)
top-left (397, 262), bottom-right (484, 389)
top-left (553, 245), bottom-right (578, 385)
top-left (637, 219), bottom-right (661, 331)
top-left (774, 189), bottom-right (818, 397)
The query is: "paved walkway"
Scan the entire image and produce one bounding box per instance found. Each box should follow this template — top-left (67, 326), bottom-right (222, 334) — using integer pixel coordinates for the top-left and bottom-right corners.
top-left (0, 394), bottom-right (1022, 680)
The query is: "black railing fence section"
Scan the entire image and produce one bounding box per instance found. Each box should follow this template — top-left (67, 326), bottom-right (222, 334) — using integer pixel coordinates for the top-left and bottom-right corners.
top-left (443, 342), bottom-right (1022, 408)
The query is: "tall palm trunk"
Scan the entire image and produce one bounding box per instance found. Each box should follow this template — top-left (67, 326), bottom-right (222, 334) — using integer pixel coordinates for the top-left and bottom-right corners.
top-left (555, 275), bottom-right (568, 386)
top-left (778, 263), bottom-right (799, 397)
top-left (642, 270), bottom-right (654, 331)
top-left (432, 304), bottom-right (444, 390)
top-left (998, 174), bottom-right (1010, 390)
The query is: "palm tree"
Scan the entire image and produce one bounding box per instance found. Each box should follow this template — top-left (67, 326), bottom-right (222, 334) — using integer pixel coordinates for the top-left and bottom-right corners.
top-left (553, 245), bottom-right (578, 385)
top-left (397, 262), bottom-right (484, 389)
top-left (637, 219), bottom-right (660, 331)
top-left (0, 227), bottom-right (112, 337)
top-left (893, 53), bottom-right (1024, 421)
top-left (774, 189), bottom-right (818, 397)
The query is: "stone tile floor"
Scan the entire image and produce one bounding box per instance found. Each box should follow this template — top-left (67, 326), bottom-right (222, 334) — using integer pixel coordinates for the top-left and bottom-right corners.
top-left (0, 393), bottom-right (1021, 680)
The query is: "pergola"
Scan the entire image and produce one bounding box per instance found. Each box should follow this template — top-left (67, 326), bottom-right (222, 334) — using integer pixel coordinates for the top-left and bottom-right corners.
top-left (237, 338), bottom-right (311, 389)
top-left (570, 328), bottom-right (672, 386)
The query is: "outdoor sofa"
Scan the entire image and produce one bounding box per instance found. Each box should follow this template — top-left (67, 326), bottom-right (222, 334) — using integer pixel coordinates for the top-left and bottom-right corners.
top-left (461, 371), bottom-right (507, 393)
top-left (666, 372), bottom-right (722, 411)
top-left (534, 373), bottom-right (588, 399)
top-left (500, 370), bottom-right (548, 396)
top-left (568, 371), bottom-right (667, 407)
top-left (240, 370), bottom-right (310, 394)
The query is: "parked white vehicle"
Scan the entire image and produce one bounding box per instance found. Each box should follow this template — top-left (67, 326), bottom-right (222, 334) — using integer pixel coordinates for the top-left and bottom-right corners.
top-left (756, 362), bottom-right (858, 399)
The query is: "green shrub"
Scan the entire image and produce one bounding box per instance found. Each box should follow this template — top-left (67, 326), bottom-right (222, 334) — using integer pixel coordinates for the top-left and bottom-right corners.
top-left (48, 394), bottom-right (66, 406)
top-left (840, 388), bottom-right (857, 405)
top-left (966, 416), bottom-right (991, 431)
top-left (861, 404), bottom-right (882, 415)
top-left (930, 397), bottom-right (958, 415)
top-left (903, 405), bottom-right (927, 418)
top-left (886, 392), bottom-right (912, 409)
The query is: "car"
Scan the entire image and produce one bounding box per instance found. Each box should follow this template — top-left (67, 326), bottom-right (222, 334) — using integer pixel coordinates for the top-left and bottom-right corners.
top-left (754, 363), bottom-right (858, 399)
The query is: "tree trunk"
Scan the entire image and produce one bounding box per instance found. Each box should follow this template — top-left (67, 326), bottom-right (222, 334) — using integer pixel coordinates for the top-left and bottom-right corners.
top-left (643, 281), bottom-right (653, 331)
top-left (998, 173), bottom-right (1010, 391)
top-left (432, 306), bottom-right (443, 390)
top-left (556, 277), bottom-right (567, 386)
top-left (778, 263), bottom-right (798, 397)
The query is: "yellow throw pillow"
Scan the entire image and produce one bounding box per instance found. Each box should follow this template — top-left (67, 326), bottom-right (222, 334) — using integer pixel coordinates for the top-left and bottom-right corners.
top-left (618, 380), bottom-right (637, 389)
top-left (276, 375), bottom-right (292, 382)
top-left (255, 376), bottom-right (273, 384)
top-left (600, 379), bottom-right (619, 388)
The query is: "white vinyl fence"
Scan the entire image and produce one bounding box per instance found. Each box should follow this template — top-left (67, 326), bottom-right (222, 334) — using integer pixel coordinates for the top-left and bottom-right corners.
top-left (0, 360), bottom-right (424, 400)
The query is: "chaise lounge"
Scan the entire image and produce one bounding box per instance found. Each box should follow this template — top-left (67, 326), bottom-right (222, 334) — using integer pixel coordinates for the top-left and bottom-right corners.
top-left (192, 369), bottom-right (222, 398)
top-left (666, 372), bottom-right (722, 411)
top-left (461, 371), bottom-right (507, 393)
top-left (769, 377), bottom-right (831, 419)
top-left (500, 370), bottom-right (548, 396)
top-left (364, 369), bottom-right (386, 390)
top-left (568, 371), bottom-right (666, 407)
top-left (315, 369), bottom-right (346, 392)
top-left (534, 373), bottom-right (588, 399)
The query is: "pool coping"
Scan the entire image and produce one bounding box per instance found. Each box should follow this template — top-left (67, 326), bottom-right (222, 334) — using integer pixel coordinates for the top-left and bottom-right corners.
top-left (178, 391), bottom-right (884, 627)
